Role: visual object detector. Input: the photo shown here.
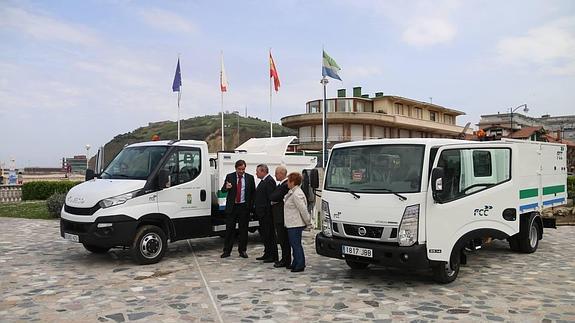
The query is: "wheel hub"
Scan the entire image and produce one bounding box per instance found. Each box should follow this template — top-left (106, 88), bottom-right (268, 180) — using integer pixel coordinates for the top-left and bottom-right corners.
top-left (141, 233), bottom-right (162, 259)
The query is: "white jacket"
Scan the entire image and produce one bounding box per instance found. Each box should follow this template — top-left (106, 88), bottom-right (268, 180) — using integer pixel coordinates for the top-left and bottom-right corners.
top-left (283, 185), bottom-right (311, 228)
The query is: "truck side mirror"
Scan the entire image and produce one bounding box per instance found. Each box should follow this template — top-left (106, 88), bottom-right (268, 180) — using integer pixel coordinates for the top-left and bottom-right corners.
top-left (158, 169), bottom-right (170, 189)
top-left (85, 169), bottom-right (96, 181)
top-left (308, 169), bottom-right (319, 189)
top-left (431, 167), bottom-right (445, 203)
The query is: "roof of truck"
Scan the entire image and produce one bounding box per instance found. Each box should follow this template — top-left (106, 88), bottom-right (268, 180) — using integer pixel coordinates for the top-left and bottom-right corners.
top-left (332, 138), bottom-right (475, 149)
top-left (126, 140), bottom-right (208, 148)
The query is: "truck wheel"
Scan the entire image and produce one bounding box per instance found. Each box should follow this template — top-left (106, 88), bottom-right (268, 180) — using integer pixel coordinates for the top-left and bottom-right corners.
top-left (132, 225), bottom-right (167, 265)
top-left (432, 252), bottom-right (460, 284)
top-left (82, 243), bottom-right (111, 254)
top-left (517, 217), bottom-right (541, 253)
top-left (345, 259), bottom-right (369, 269)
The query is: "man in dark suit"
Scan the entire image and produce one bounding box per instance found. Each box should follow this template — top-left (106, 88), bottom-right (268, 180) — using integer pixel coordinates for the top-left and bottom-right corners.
top-left (254, 164), bottom-right (278, 262)
top-left (220, 159), bottom-right (255, 259)
top-left (270, 166), bottom-right (290, 268)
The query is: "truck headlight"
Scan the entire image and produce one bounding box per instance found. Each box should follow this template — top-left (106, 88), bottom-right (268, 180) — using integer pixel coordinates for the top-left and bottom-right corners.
top-left (99, 191), bottom-right (138, 209)
top-left (398, 204), bottom-right (419, 247)
top-left (321, 200), bottom-right (333, 237)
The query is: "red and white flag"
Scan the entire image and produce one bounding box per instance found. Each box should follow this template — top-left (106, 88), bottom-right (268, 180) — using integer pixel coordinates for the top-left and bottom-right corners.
top-left (220, 53), bottom-right (228, 92)
top-left (269, 51), bottom-right (280, 92)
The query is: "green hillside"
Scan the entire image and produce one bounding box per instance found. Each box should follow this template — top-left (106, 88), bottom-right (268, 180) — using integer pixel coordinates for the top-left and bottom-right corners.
top-left (95, 113), bottom-right (297, 167)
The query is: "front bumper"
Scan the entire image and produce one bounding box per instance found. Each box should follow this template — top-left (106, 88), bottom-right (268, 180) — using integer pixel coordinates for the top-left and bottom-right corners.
top-left (315, 232), bottom-right (430, 269)
top-left (60, 215), bottom-right (138, 247)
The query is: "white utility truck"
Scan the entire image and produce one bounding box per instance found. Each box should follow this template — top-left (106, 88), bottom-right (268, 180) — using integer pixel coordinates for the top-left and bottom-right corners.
top-left (315, 138), bottom-right (566, 283)
top-left (61, 136), bottom-right (317, 264)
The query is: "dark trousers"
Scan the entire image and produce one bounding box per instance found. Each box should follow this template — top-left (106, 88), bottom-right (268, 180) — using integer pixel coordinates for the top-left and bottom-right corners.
top-left (256, 207), bottom-right (277, 260)
top-left (223, 203), bottom-right (249, 253)
top-left (274, 221), bottom-right (291, 264)
top-left (287, 227), bottom-right (305, 269)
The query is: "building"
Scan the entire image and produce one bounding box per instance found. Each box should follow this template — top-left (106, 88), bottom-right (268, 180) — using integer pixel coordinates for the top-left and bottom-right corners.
top-left (478, 113), bottom-right (575, 141)
top-left (478, 113), bottom-right (575, 173)
top-left (64, 155), bottom-right (88, 174)
top-left (281, 87), bottom-right (472, 151)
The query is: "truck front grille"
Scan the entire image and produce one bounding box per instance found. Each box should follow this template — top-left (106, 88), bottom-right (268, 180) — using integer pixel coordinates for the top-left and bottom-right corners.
top-left (343, 224), bottom-right (384, 239)
top-left (64, 204), bottom-right (100, 216)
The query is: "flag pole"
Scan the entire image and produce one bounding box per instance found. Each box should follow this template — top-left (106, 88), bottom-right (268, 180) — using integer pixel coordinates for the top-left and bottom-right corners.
top-left (221, 89), bottom-right (225, 151)
top-left (321, 76), bottom-right (329, 168)
top-left (220, 51), bottom-right (225, 151)
top-left (178, 89), bottom-right (181, 140)
top-left (177, 54), bottom-right (181, 140)
top-left (269, 50), bottom-right (273, 138)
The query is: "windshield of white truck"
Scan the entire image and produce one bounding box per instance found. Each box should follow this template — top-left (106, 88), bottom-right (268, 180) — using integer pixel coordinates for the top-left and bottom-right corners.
top-left (325, 145), bottom-right (425, 194)
top-left (101, 146), bottom-right (169, 180)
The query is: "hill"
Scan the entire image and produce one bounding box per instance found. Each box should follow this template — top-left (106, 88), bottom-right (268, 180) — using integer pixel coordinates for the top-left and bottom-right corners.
top-left (94, 113), bottom-right (297, 167)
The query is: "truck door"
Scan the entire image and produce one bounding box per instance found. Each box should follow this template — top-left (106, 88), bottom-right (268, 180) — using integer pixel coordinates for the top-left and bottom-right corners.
top-left (157, 147), bottom-right (211, 239)
top-left (426, 144), bottom-right (518, 262)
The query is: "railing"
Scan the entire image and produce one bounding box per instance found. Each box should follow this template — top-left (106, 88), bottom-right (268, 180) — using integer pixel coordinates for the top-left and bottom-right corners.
top-left (0, 185), bottom-right (22, 203)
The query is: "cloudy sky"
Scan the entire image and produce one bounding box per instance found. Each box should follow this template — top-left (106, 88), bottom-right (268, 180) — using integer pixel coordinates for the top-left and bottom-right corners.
top-left (1, 0), bottom-right (574, 167)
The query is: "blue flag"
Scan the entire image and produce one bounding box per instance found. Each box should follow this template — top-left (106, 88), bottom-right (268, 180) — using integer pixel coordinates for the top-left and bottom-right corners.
top-left (172, 58), bottom-right (182, 92)
top-left (322, 50), bottom-right (341, 81)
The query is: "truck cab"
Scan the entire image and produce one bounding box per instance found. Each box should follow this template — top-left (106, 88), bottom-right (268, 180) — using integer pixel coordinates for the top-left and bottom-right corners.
top-left (315, 138), bottom-right (566, 283)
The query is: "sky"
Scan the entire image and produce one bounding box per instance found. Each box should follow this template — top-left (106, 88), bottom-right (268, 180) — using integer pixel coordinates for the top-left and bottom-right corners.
top-left (1, 0), bottom-right (574, 167)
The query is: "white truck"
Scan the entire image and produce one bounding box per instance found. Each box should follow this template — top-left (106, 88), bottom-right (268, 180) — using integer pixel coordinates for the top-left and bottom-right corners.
top-left (60, 136), bottom-right (317, 264)
top-left (315, 138), bottom-right (566, 283)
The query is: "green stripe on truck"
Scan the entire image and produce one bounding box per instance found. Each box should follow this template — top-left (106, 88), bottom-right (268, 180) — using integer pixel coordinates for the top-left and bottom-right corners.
top-left (543, 185), bottom-right (565, 195)
top-left (519, 188), bottom-right (538, 199)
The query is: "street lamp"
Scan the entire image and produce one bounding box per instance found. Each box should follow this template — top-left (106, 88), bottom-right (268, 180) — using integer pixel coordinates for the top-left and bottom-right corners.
top-left (509, 104), bottom-right (529, 133)
top-left (85, 144), bottom-right (91, 171)
top-left (233, 110), bottom-right (240, 147)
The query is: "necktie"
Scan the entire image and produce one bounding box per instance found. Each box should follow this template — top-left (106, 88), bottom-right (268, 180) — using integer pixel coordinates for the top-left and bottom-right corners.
top-left (236, 174), bottom-right (242, 203)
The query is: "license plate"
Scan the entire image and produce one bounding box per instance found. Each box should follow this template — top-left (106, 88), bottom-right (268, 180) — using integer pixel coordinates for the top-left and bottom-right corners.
top-left (64, 233), bottom-right (79, 243)
top-left (342, 245), bottom-right (373, 258)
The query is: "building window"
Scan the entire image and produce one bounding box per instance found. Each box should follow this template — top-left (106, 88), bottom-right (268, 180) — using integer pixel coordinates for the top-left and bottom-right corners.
top-left (444, 114), bottom-right (453, 124)
top-left (308, 101), bottom-right (319, 113)
top-left (429, 111), bottom-right (437, 122)
top-left (414, 107), bottom-right (423, 119)
top-left (394, 103), bottom-right (403, 115)
top-left (357, 101), bottom-right (365, 112)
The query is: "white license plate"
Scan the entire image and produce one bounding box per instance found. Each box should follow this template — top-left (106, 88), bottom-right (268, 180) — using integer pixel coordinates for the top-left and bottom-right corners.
top-left (342, 245), bottom-right (373, 258)
top-left (64, 233), bottom-right (79, 243)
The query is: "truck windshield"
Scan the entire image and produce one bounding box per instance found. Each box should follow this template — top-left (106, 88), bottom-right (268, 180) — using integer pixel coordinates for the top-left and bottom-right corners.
top-left (325, 144), bottom-right (425, 194)
top-left (101, 146), bottom-right (169, 180)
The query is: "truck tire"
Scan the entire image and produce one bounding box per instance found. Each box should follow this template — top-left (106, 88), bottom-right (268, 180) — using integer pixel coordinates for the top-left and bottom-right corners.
top-left (432, 251), bottom-right (460, 284)
top-left (132, 225), bottom-right (167, 265)
top-left (517, 215), bottom-right (541, 253)
top-left (82, 243), bottom-right (111, 254)
top-left (345, 259), bottom-right (369, 269)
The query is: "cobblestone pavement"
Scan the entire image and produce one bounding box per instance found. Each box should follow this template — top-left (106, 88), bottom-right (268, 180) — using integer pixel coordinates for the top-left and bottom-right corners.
top-left (1, 218), bottom-right (574, 322)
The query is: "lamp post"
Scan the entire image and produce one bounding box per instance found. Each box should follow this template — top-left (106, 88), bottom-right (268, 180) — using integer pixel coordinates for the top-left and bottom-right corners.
top-left (233, 110), bottom-right (240, 147)
top-left (85, 144), bottom-right (91, 172)
top-left (509, 104), bottom-right (529, 134)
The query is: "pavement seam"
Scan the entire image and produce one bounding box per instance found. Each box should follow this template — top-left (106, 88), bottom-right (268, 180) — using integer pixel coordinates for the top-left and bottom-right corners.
top-left (188, 239), bottom-right (224, 323)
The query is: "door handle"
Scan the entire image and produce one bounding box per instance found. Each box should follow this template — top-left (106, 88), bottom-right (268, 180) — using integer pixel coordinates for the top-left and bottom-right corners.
top-left (200, 189), bottom-right (207, 201)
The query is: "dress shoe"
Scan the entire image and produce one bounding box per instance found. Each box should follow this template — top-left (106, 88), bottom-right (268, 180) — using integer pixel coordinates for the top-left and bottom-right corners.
top-left (263, 258), bottom-right (276, 263)
top-left (220, 253), bottom-right (230, 258)
top-left (256, 255), bottom-right (269, 261)
top-left (273, 261), bottom-right (287, 268)
top-left (291, 267), bottom-right (305, 273)
top-left (286, 265), bottom-right (293, 270)
top-left (239, 252), bottom-right (248, 258)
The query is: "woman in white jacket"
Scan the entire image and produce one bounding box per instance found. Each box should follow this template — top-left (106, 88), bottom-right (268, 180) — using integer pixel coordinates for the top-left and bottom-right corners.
top-left (283, 172), bottom-right (312, 272)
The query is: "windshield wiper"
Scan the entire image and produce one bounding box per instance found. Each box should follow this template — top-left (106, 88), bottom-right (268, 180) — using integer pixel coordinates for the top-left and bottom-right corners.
top-left (331, 186), bottom-right (361, 199)
top-left (380, 188), bottom-right (407, 201)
